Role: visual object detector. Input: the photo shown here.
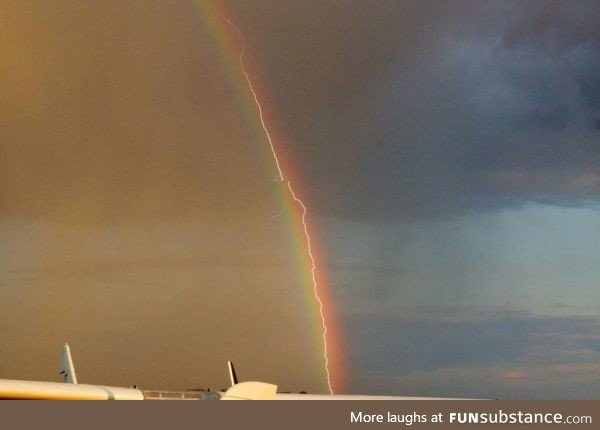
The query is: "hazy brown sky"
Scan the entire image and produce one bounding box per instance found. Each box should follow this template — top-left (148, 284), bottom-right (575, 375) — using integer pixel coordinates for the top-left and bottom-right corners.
top-left (0, 0), bottom-right (327, 392)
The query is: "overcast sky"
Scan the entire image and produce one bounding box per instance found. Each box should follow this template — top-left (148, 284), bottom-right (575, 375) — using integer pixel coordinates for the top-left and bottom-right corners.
top-left (1, 0), bottom-right (599, 398)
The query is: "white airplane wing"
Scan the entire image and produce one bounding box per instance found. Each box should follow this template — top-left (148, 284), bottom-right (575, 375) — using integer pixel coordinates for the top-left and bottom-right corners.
top-left (0, 344), bottom-right (276, 400)
top-left (0, 343), bottom-right (143, 399)
top-left (0, 346), bottom-right (473, 400)
top-left (0, 379), bottom-right (144, 400)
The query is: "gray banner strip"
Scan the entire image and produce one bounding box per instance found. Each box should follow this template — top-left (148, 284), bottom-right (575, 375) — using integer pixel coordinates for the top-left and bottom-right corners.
top-left (1, 400), bottom-right (598, 430)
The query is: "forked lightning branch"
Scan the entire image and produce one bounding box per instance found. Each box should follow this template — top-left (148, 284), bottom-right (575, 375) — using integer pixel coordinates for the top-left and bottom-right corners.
top-left (226, 19), bottom-right (334, 395)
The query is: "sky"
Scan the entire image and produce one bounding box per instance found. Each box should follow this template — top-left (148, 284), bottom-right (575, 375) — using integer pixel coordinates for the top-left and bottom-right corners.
top-left (1, 0), bottom-right (600, 398)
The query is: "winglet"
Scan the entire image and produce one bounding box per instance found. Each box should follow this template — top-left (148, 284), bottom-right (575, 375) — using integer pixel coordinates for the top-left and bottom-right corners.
top-left (59, 343), bottom-right (78, 384)
top-left (227, 361), bottom-right (238, 386)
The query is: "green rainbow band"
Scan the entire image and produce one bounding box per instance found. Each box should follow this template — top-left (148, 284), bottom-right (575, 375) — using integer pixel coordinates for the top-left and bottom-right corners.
top-left (191, 0), bottom-right (345, 392)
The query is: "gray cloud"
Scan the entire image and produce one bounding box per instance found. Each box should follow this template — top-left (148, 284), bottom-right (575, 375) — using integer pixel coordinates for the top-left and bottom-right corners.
top-left (223, 0), bottom-right (600, 221)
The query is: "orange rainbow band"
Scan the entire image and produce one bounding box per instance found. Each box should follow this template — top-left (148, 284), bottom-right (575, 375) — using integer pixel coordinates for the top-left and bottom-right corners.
top-left (191, 0), bottom-right (345, 393)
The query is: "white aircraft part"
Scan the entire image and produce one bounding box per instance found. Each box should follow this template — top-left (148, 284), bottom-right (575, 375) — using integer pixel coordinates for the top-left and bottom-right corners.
top-left (0, 343), bottom-right (477, 400)
top-left (142, 390), bottom-right (221, 400)
top-left (220, 382), bottom-right (277, 400)
top-left (0, 379), bottom-right (144, 400)
top-left (59, 343), bottom-right (78, 384)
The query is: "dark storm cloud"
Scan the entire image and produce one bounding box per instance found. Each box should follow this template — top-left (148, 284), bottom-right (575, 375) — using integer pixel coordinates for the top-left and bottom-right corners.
top-left (502, 0), bottom-right (600, 54)
top-left (224, 0), bottom-right (600, 221)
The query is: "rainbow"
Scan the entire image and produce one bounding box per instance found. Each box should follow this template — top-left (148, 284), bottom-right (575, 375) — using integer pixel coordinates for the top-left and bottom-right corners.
top-left (191, 0), bottom-right (345, 393)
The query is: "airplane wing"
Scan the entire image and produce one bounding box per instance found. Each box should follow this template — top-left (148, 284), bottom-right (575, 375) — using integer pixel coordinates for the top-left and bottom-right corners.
top-left (0, 379), bottom-right (278, 400)
top-left (0, 345), bottom-right (472, 400)
top-left (0, 379), bottom-right (144, 400)
top-left (0, 342), bottom-right (144, 399)
top-left (0, 344), bottom-right (276, 400)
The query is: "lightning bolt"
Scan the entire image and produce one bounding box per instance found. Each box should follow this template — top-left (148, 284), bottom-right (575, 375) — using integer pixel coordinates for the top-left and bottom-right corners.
top-left (227, 19), bottom-right (334, 395)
